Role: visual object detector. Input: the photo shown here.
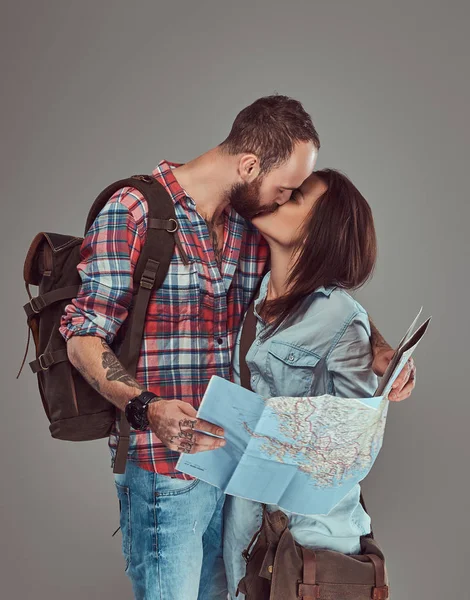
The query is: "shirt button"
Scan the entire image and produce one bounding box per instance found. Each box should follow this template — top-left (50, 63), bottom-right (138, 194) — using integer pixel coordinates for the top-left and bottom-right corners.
top-left (288, 353), bottom-right (295, 362)
top-left (217, 337), bottom-right (224, 345)
top-left (256, 340), bottom-right (261, 346)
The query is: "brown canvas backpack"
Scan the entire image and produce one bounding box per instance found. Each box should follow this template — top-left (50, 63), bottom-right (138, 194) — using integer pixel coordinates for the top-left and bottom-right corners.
top-left (18, 175), bottom-right (185, 474)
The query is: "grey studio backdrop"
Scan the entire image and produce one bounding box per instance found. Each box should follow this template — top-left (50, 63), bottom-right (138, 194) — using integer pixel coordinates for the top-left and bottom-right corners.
top-left (1, 1), bottom-right (468, 599)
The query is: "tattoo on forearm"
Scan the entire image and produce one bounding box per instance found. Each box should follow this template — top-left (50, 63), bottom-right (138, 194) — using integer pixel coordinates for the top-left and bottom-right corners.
top-left (369, 318), bottom-right (391, 353)
top-left (100, 339), bottom-right (144, 390)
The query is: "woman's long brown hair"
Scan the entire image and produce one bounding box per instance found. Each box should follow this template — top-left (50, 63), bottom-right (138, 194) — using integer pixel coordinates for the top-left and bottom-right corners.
top-left (261, 169), bottom-right (377, 336)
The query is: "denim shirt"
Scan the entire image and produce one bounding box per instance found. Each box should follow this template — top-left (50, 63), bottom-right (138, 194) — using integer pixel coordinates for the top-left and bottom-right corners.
top-left (226, 272), bottom-right (379, 576)
top-left (233, 273), bottom-right (379, 402)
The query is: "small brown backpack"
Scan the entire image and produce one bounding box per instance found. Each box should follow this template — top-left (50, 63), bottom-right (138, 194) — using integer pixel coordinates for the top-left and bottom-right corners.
top-left (18, 175), bottom-right (185, 474)
top-left (236, 505), bottom-right (389, 600)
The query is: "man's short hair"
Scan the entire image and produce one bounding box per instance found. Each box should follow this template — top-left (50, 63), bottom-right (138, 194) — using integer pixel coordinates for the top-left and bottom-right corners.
top-left (220, 95), bottom-right (320, 174)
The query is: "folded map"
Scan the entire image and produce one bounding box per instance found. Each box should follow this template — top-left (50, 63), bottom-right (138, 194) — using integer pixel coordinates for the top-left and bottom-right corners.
top-left (176, 309), bottom-right (431, 515)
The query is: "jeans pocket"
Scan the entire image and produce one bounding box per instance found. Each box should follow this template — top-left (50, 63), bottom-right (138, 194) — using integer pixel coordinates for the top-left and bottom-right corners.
top-left (154, 473), bottom-right (201, 496)
top-left (115, 483), bottom-right (131, 572)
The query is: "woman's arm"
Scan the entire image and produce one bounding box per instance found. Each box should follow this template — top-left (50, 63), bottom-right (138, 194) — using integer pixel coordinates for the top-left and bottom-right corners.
top-left (368, 316), bottom-right (417, 401)
top-left (327, 311), bottom-right (379, 399)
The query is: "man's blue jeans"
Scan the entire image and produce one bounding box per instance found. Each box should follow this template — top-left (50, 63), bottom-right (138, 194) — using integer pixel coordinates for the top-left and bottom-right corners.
top-left (114, 460), bottom-right (228, 600)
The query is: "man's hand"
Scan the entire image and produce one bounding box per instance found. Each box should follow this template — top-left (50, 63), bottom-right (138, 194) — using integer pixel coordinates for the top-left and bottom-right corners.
top-left (372, 349), bottom-right (417, 402)
top-left (147, 399), bottom-right (226, 453)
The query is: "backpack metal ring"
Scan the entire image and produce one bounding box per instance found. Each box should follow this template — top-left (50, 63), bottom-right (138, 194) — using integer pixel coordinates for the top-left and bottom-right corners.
top-left (166, 219), bottom-right (178, 233)
top-left (29, 298), bottom-right (42, 314)
top-left (38, 354), bottom-right (50, 371)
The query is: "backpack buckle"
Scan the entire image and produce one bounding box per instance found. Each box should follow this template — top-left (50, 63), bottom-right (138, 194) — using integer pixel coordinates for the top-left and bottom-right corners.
top-left (131, 174), bottom-right (154, 184)
top-left (38, 353), bottom-right (52, 371)
top-left (140, 271), bottom-right (157, 290)
top-left (140, 260), bottom-right (160, 290)
top-left (29, 296), bottom-right (46, 314)
top-left (372, 586), bottom-right (389, 599)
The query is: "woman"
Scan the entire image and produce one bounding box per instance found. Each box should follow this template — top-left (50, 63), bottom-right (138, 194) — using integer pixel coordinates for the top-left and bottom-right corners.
top-left (224, 168), bottom-right (380, 599)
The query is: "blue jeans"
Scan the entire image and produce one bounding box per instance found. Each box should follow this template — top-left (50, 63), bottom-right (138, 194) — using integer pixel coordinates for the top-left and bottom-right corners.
top-left (114, 460), bottom-right (228, 600)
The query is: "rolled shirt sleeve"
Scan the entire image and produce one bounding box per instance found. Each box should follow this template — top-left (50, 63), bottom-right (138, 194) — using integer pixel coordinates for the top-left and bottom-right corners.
top-left (326, 310), bottom-right (379, 399)
top-left (59, 191), bottom-right (143, 346)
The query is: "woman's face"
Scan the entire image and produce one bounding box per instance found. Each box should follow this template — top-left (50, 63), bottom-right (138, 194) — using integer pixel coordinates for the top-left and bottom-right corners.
top-left (251, 173), bottom-right (328, 247)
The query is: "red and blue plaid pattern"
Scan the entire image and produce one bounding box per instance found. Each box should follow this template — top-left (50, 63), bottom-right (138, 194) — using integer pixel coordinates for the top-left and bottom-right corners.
top-left (60, 161), bottom-right (269, 477)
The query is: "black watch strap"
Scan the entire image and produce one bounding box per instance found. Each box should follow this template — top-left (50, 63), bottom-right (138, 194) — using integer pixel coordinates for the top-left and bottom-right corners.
top-left (134, 391), bottom-right (159, 407)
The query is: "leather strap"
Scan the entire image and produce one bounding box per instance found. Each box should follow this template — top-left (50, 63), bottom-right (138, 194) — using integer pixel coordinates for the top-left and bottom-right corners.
top-left (23, 285), bottom-right (80, 318)
top-left (148, 218), bottom-right (178, 230)
top-left (298, 546), bottom-right (388, 599)
top-left (111, 176), bottom-right (177, 475)
top-left (30, 349), bottom-right (69, 373)
top-left (371, 584), bottom-right (390, 599)
top-left (298, 547), bottom-right (321, 598)
top-left (367, 553), bottom-right (387, 588)
top-left (303, 583), bottom-right (388, 599)
top-left (241, 516), bottom-right (266, 563)
top-left (239, 297), bottom-right (258, 392)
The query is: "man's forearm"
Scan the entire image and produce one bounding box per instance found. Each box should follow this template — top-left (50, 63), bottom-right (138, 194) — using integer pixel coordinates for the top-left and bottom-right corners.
top-left (66, 336), bottom-right (145, 411)
top-left (369, 317), bottom-right (392, 356)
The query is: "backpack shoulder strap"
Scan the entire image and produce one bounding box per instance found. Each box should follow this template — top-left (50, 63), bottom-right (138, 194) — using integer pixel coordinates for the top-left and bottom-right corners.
top-left (84, 176), bottom-right (153, 234)
top-left (90, 175), bottom-right (184, 474)
top-left (117, 175), bottom-right (182, 374)
top-left (239, 296), bottom-right (258, 392)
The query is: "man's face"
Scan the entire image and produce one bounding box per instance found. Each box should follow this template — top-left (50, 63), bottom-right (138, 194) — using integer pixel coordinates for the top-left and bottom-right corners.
top-left (228, 141), bottom-right (318, 221)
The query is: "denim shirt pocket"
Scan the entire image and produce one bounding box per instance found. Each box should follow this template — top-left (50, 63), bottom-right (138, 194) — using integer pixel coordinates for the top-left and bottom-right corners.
top-left (267, 340), bottom-right (321, 397)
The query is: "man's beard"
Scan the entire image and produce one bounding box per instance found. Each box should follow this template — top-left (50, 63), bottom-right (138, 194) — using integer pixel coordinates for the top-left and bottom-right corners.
top-left (227, 179), bottom-right (277, 221)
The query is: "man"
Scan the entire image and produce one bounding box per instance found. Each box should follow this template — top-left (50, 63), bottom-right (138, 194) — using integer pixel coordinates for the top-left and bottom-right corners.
top-left (60, 95), bottom-right (416, 600)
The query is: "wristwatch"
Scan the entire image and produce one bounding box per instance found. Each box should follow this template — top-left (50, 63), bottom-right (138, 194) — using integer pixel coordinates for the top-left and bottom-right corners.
top-left (125, 391), bottom-right (160, 430)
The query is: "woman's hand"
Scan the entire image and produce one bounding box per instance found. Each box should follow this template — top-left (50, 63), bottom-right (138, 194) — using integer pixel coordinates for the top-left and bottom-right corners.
top-left (372, 349), bottom-right (416, 401)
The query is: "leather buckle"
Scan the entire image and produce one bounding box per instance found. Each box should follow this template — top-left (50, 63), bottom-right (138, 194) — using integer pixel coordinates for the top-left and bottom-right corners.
top-left (140, 276), bottom-right (154, 290)
top-left (166, 218), bottom-right (178, 233)
top-left (372, 585), bottom-right (389, 599)
top-left (38, 353), bottom-right (52, 371)
top-left (131, 174), bottom-right (154, 184)
top-left (297, 583), bottom-right (320, 598)
top-left (29, 296), bottom-right (46, 314)
top-left (140, 271), bottom-right (156, 290)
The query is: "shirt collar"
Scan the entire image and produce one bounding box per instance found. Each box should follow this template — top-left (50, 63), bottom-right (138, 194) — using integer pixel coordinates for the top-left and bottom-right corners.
top-left (152, 160), bottom-right (196, 208)
top-left (315, 285), bottom-right (336, 297)
top-left (254, 274), bottom-right (336, 318)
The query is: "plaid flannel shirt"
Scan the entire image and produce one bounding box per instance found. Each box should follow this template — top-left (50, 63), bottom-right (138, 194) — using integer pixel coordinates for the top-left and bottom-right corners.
top-left (60, 161), bottom-right (269, 478)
